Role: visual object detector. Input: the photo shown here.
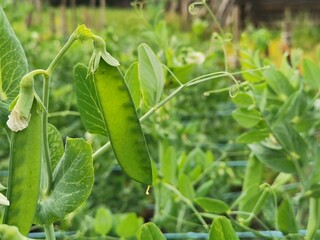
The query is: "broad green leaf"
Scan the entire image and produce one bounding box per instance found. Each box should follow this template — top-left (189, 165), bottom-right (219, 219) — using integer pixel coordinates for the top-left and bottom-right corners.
top-left (35, 138), bottom-right (94, 224)
top-left (263, 66), bottom-right (295, 101)
top-left (0, 7), bottom-right (28, 102)
top-left (238, 156), bottom-right (263, 215)
top-left (74, 64), bottom-right (107, 135)
top-left (194, 197), bottom-right (230, 214)
top-left (94, 207), bottom-right (113, 236)
top-left (196, 180), bottom-right (214, 197)
top-left (138, 43), bottom-right (164, 107)
top-left (277, 199), bottom-right (298, 234)
top-left (274, 89), bottom-right (307, 123)
top-left (48, 124), bottom-right (64, 170)
top-left (236, 128), bottom-right (269, 144)
top-left (237, 184), bottom-right (261, 216)
top-left (115, 213), bottom-right (143, 239)
top-left (209, 216), bottom-right (239, 240)
top-left (272, 173), bottom-right (292, 189)
top-left (0, 224), bottom-right (31, 240)
top-left (125, 62), bottom-right (141, 110)
top-left (140, 222), bottom-right (166, 240)
top-left (232, 92), bottom-right (254, 108)
top-left (251, 82), bottom-right (268, 112)
top-left (178, 173), bottom-right (195, 201)
top-left (232, 108), bottom-right (262, 128)
top-left (249, 143), bottom-right (296, 173)
top-left (169, 64), bottom-right (195, 84)
top-left (243, 156), bottom-right (263, 191)
top-left (240, 50), bottom-right (263, 83)
top-left (0, 101), bottom-right (9, 128)
top-left (303, 59), bottom-right (320, 89)
top-left (271, 121), bottom-right (309, 165)
top-left (159, 144), bottom-right (177, 184)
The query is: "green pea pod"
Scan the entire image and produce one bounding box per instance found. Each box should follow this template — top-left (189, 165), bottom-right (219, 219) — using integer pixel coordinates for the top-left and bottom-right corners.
top-left (94, 60), bottom-right (152, 185)
top-left (4, 100), bottom-right (42, 236)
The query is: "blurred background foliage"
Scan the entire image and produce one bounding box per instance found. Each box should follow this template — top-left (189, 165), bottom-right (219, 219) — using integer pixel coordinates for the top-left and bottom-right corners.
top-left (1, 0), bottom-right (320, 238)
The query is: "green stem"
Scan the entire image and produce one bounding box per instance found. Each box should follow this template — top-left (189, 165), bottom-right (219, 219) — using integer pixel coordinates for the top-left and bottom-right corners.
top-left (231, 219), bottom-right (274, 240)
top-left (163, 182), bottom-right (209, 231)
top-left (42, 74), bottom-right (53, 195)
top-left (306, 198), bottom-right (320, 240)
top-left (40, 30), bottom-right (78, 194)
top-left (46, 32), bottom-right (77, 75)
top-left (243, 185), bottom-right (270, 225)
top-left (44, 224), bottom-right (56, 240)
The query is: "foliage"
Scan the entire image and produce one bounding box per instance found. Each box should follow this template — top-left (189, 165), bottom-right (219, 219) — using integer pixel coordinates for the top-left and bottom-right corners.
top-left (0, 1), bottom-right (320, 240)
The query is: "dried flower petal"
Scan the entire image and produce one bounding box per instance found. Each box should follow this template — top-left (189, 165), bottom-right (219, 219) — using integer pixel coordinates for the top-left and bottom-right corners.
top-left (0, 192), bottom-right (9, 206)
top-left (6, 107), bottom-right (30, 132)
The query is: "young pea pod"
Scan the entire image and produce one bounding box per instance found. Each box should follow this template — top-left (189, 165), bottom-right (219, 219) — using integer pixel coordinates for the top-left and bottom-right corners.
top-left (94, 60), bottom-right (152, 185)
top-left (4, 100), bottom-right (42, 236)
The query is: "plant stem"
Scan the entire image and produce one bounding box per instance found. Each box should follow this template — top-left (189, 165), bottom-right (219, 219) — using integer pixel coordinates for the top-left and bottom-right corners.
top-left (306, 198), bottom-right (320, 240)
top-left (42, 74), bottom-right (53, 195)
top-left (46, 33), bottom-right (77, 75)
top-left (44, 224), bottom-right (56, 240)
top-left (163, 182), bottom-right (209, 231)
top-left (40, 31), bottom-right (78, 194)
top-left (243, 185), bottom-right (269, 225)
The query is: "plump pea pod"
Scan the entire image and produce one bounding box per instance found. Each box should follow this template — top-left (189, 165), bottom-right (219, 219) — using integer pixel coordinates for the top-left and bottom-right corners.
top-left (4, 100), bottom-right (42, 236)
top-left (94, 60), bottom-right (152, 185)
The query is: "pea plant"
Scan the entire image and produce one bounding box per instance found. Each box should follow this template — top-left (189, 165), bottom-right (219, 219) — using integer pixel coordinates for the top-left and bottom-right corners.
top-left (0, 5), bottom-right (243, 239)
top-left (229, 49), bottom-right (320, 240)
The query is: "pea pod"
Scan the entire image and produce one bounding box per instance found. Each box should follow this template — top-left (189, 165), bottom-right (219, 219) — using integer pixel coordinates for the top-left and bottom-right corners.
top-left (4, 100), bottom-right (42, 236)
top-left (94, 60), bottom-right (152, 185)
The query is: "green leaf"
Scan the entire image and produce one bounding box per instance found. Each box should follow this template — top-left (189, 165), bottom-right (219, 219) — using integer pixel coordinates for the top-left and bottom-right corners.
top-left (303, 59), bottom-right (320, 89)
top-left (209, 216), bottom-right (239, 240)
top-left (0, 101), bottom-right (9, 128)
top-left (232, 93), bottom-right (254, 108)
top-left (271, 121), bottom-right (309, 165)
top-left (94, 207), bottom-right (113, 236)
top-left (274, 89), bottom-right (307, 123)
top-left (74, 64), bottom-right (107, 135)
top-left (238, 156), bottom-right (263, 215)
top-left (0, 6), bottom-right (28, 102)
top-left (138, 43), bottom-right (165, 107)
top-left (263, 66), bottom-right (295, 101)
top-left (35, 138), bottom-right (94, 224)
top-left (178, 173), bottom-right (195, 201)
top-left (159, 144), bottom-right (177, 184)
top-left (196, 180), bottom-right (214, 197)
top-left (125, 62), bottom-right (141, 110)
top-left (277, 199), bottom-right (298, 234)
top-left (236, 128), bottom-right (269, 144)
top-left (232, 108), bottom-right (262, 128)
top-left (140, 222), bottom-right (166, 240)
top-left (48, 124), bottom-right (64, 170)
top-left (306, 184), bottom-right (320, 198)
top-left (194, 197), bottom-right (230, 214)
top-left (115, 213), bottom-right (143, 238)
top-left (240, 50), bottom-right (263, 83)
top-left (249, 143), bottom-right (296, 173)
top-left (237, 184), bottom-right (261, 216)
